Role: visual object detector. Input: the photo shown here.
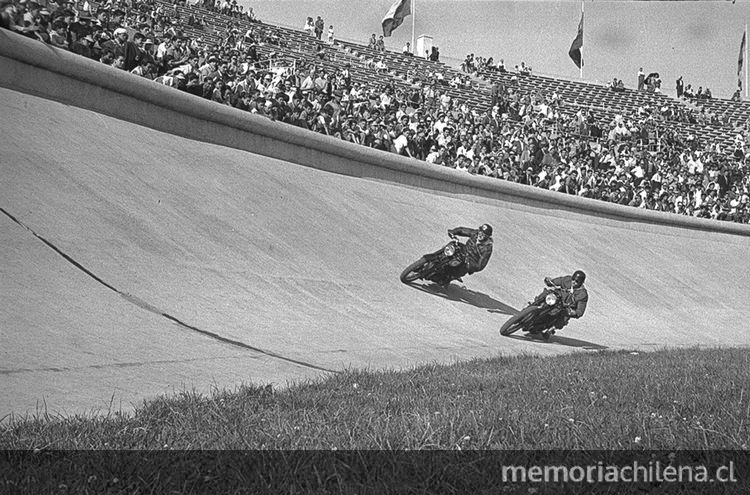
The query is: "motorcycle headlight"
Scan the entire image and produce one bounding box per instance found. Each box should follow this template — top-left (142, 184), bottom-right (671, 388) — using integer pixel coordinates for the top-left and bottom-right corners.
top-left (443, 244), bottom-right (456, 257)
top-left (545, 293), bottom-right (558, 306)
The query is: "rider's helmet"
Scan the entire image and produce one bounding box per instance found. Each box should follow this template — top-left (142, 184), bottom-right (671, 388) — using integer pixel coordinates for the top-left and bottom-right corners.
top-left (572, 270), bottom-right (586, 287)
top-left (478, 223), bottom-right (493, 238)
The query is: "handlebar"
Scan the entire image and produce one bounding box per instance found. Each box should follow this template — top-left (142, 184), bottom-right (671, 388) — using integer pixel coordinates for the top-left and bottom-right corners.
top-left (542, 284), bottom-right (576, 315)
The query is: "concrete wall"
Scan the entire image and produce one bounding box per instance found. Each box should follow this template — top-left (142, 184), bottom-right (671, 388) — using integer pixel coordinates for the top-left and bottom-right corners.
top-left (2, 29), bottom-right (748, 237)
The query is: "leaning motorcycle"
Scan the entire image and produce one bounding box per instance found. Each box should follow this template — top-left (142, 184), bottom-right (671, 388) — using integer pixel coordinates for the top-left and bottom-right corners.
top-left (500, 284), bottom-right (570, 340)
top-left (400, 235), bottom-right (466, 286)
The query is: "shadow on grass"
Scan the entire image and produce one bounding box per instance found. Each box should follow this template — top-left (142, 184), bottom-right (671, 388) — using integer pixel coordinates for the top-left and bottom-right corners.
top-left (505, 333), bottom-right (608, 351)
top-left (405, 282), bottom-right (517, 314)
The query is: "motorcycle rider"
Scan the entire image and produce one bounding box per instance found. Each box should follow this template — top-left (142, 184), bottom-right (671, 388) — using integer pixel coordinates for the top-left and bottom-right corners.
top-left (529, 270), bottom-right (588, 333)
top-left (444, 223), bottom-right (494, 281)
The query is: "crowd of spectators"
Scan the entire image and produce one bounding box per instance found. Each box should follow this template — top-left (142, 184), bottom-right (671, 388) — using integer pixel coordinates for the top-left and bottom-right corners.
top-left (461, 53), bottom-right (532, 77)
top-left (609, 78), bottom-right (626, 92)
top-left (303, 15), bottom-right (330, 42)
top-left (676, 76), bottom-right (714, 101)
top-left (366, 33), bottom-right (385, 52)
top-left (469, 55), bottom-right (732, 132)
top-left (1, 0), bottom-right (749, 223)
top-left (196, 0), bottom-right (254, 22)
top-left (638, 70), bottom-right (662, 93)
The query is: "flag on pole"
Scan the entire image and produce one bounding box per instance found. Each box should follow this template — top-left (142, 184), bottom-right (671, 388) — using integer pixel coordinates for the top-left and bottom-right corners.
top-left (738, 30), bottom-right (746, 88)
top-left (382, 0), bottom-right (412, 37)
top-left (568, 11), bottom-right (584, 69)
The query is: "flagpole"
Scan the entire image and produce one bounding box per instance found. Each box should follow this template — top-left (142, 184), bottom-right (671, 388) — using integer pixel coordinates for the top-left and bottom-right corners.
top-left (580, 0), bottom-right (584, 80)
top-left (745, 24), bottom-right (748, 98)
top-left (411, 0), bottom-right (415, 55)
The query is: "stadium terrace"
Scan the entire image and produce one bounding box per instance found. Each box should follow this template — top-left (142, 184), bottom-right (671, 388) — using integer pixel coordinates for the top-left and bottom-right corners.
top-left (2, 0), bottom-right (749, 223)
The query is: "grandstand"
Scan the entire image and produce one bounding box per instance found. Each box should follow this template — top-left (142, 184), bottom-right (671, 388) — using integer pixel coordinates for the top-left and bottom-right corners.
top-left (696, 96), bottom-right (750, 128)
top-left (2, 0), bottom-right (748, 223)
top-left (163, 0), bottom-right (491, 105)
top-left (168, 0), bottom-right (742, 144)
top-left (180, 1), bottom-right (742, 133)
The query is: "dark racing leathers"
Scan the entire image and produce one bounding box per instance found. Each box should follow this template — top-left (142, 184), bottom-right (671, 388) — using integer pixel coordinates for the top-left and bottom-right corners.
top-left (531, 275), bottom-right (589, 330)
top-left (445, 226), bottom-right (494, 279)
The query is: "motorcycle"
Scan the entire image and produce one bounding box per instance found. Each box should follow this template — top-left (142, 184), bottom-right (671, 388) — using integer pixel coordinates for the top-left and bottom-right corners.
top-left (500, 283), bottom-right (572, 340)
top-left (400, 235), bottom-right (466, 286)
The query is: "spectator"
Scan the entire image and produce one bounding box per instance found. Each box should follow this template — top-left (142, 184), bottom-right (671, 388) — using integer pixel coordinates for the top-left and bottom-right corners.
top-left (234, 70), bottom-right (257, 95)
top-left (314, 15), bottom-right (323, 40)
top-left (111, 53), bottom-right (127, 70)
top-left (130, 55), bottom-right (153, 78)
top-left (48, 19), bottom-right (68, 49)
top-left (70, 32), bottom-right (95, 57)
top-left (109, 27), bottom-right (140, 71)
top-left (184, 72), bottom-right (203, 96)
top-left (376, 34), bottom-right (385, 52)
top-left (199, 55), bottom-right (219, 82)
top-left (68, 13), bottom-right (92, 42)
top-left (303, 16), bottom-right (314, 35)
top-left (374, 58), bottom-right (388, 72)
top-left (299, 68), bottom-right (315, 96)
top-left (313, 69), bottom-right (329, 94)
top-left (106, 8), bottom-right (126, 32)
top-left (393, 128), bottom-right (414, 158)
top-left (429, 46), bottom-right (440, 62)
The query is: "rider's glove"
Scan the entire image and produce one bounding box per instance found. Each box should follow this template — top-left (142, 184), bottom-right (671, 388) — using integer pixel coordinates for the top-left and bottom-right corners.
top-left (544, 277), bottom-right (554, 287)
top-left (566, 307), bottom-right (577, 317)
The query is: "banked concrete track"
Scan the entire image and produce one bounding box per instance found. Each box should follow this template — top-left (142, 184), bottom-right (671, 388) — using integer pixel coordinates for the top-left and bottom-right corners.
top-left (2, 33), bottom-right (750, 418)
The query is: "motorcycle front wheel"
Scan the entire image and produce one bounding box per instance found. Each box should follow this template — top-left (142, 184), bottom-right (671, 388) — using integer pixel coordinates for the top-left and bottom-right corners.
top-left (400, 257), bottom-right (428, 284)
top-left (500, 306), bottom-right (540, 336)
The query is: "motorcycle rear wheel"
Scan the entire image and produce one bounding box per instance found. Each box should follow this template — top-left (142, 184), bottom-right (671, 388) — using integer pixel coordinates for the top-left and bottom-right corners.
top-left (500, 306), bottom-right (539, 336)
top-left (400, 257), bottom-right (428, 284)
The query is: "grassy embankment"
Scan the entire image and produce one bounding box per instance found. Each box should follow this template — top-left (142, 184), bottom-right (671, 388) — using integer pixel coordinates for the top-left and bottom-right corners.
top-left (2, 347), bottom-right (748, 449)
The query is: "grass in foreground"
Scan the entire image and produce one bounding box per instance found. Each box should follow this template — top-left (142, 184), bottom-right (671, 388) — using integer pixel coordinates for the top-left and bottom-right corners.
top-left (1, 348), bottom-right (749, 449)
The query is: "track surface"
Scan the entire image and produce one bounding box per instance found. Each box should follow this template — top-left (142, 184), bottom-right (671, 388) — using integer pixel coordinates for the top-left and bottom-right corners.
top-left (2, 87), bottom-right (750, 418)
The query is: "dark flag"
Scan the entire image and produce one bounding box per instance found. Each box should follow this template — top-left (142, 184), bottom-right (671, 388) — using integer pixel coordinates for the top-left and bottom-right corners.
top-left (569, 11), bottom-right (584, 69)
